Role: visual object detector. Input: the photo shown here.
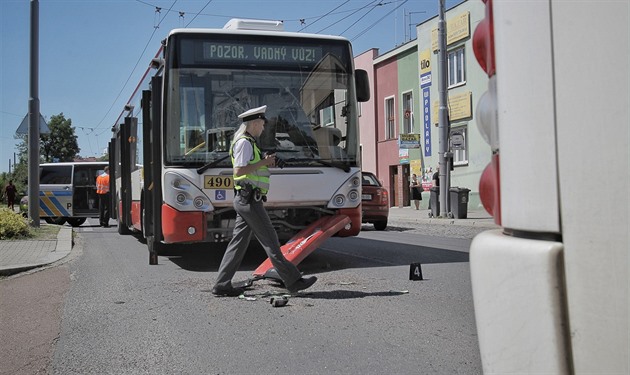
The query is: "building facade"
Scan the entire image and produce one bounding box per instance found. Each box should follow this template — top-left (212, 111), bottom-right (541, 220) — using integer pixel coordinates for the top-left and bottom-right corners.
top-left (356, 0), bottom-right (489, 211)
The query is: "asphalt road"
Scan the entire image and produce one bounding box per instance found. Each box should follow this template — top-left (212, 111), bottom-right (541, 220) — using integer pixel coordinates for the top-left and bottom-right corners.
top-left (2, 219), bottom-right (484, 374)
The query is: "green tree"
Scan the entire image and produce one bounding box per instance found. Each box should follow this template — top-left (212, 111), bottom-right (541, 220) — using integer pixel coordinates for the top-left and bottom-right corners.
top-left (9, 133), bottom-right (28, 196)
top-left (10, 113), bottom-right (80, 196)
top-left (40, 113), bottom-right (80, 162)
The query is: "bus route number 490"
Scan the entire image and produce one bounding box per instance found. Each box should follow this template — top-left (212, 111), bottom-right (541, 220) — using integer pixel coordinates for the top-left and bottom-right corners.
top-left (204, 176), bottom-right (234, 189)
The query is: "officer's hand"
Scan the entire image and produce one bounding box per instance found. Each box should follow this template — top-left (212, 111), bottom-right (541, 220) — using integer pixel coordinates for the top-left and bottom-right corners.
top-left (263, 153), bottom-right (276, 167)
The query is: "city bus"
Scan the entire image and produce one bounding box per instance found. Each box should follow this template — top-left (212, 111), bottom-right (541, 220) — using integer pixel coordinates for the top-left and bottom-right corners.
top-left (470, 0), bottom-right (628, 373)
top-left (110, 19), bottom-right (370, 264)
top-left (38, 161), bottom-right (109, 227)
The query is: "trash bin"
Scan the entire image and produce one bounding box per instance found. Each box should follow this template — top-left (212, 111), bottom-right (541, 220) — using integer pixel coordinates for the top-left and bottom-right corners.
top-left (429, 186), bottom-right (440, 217)
top-left (450, 187), bottom-right (470, 219)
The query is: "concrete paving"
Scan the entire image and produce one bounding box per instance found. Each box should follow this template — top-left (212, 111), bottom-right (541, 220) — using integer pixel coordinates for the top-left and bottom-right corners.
top-left (0, 225), bottom-right (72, 276)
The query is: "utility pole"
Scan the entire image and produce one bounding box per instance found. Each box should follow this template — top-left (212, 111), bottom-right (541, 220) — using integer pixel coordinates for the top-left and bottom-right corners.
top-left (437, 0), bottom-right (450, 217)
top-left (28, 0), bottom-right (40, 227)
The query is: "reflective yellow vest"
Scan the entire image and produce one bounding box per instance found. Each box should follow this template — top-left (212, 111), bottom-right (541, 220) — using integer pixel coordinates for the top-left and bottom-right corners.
top-left (230, 135), bottom-right (270, 194)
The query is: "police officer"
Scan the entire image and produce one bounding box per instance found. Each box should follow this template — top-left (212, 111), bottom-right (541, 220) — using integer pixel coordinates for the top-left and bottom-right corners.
top-left (212, 105), bottom-right (317, 297)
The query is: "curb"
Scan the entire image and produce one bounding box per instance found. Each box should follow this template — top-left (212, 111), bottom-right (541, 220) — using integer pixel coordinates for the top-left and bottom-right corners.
top-left (396, 216), bottom-right (499, 228)
top-left (0, 226), bottom-right (73, 276)
top-left (387, 208), bottom-right (499, 229)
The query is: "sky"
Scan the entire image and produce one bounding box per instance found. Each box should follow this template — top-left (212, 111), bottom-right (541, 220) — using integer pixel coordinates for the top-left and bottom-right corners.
top-left (0, 0), bottom-right (461, 173)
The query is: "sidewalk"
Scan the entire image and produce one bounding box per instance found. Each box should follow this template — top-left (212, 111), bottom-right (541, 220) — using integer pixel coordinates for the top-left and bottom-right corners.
top-left (387, 206), bottom-right (498, 229)
top-left (0, 225), bottom-right (73, 276)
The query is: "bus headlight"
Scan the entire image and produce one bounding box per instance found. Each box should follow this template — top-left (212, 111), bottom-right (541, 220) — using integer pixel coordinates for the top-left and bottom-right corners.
top-left (333, 194), bottom-right (346, 207)
top-left (348, 189), bottom-right (359, 202)
top-left (164, 172), bottom-right (213, 212)
top-left (327, 171), bottom-right (362, 209)
top-left (193, 197), bottom-right (205, 209)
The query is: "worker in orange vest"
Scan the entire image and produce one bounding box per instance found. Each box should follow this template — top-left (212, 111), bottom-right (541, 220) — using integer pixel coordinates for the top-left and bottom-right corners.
top-left (96, 166), bottom-right (110, 227)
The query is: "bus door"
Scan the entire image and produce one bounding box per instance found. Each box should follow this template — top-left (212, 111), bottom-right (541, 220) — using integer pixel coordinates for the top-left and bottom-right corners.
top-left (39, 164), bottom-right (73, 219)
top-left (72, 164), bottom-right (101, 216)
top-left (116, 116), bottom-right (137, 234)
top-left (144, 76), bottom-right (164, 265)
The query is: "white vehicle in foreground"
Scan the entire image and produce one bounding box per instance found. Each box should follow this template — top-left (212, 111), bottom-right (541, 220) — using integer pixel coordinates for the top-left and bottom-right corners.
top-left (470, 0), bottom-right (628, 373)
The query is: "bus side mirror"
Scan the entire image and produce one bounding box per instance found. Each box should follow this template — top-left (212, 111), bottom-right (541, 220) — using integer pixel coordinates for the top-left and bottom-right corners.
top-left (355, 69), bottom-right (370, 102)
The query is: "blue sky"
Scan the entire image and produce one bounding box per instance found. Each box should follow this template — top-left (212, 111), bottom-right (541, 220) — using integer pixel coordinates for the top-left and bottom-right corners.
top-left (0, 0), bottom-right (460, 173)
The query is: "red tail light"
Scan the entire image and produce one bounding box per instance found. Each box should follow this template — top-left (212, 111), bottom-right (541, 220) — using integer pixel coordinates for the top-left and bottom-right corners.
top-left (380, 188), bottom-right (389, 204)
top-left (473, 0), bottom-right (495, 77)
top-left (479, 154), bottom-right (501, 225)
top-left (474, 0), bottom-right (500, 225)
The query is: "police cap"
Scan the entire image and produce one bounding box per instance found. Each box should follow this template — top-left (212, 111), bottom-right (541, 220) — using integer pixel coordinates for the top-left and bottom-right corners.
top-left (238, 105), bottom-right (267, 122)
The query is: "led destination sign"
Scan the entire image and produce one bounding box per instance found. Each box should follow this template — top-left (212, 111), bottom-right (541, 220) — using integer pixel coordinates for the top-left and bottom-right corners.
top-left (201, 42), bottom-right (324, 65)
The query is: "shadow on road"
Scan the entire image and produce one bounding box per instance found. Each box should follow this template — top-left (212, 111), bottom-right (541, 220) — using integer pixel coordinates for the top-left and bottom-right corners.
top-left (294, 289), bottom-right (409, 300)
top-left (165, 234), bottom-right (468, 276)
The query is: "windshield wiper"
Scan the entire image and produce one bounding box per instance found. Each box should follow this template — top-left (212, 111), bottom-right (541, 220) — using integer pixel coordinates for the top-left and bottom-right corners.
top-left (196, 154), bottom-right (231, 174)
top-left (283, 158), bottom-right (351, 173)
top-left (260, 148), bottom-right (300, 154)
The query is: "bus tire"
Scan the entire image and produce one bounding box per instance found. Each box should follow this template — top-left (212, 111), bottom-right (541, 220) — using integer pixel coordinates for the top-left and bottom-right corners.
top-left (66, 218), bottom-right (86, 227)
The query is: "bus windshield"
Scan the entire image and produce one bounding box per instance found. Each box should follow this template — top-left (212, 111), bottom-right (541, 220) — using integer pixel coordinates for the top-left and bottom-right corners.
top-left (164, 35), bottom-right (360, 168)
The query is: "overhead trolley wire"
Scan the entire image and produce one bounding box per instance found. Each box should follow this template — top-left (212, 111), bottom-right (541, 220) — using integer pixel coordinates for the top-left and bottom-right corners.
top-left (93, 0), bottom-right (178, 134)
top-left (350, 0), bottom-right (407, 42)
top-left (315, 0), bottom-right (381, 34)
top-left (298, 0), bottom-right (350, 32)
top-left (184, 0), bottom-right (214, 27)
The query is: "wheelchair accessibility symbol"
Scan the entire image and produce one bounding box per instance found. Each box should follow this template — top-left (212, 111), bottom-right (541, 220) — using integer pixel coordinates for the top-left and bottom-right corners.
top-left (215, 190), bottom-right (226, 201)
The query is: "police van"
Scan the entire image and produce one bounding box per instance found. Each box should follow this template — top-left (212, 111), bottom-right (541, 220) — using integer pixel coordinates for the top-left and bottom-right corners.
top-left (39, 161), bottom-right (109, 227)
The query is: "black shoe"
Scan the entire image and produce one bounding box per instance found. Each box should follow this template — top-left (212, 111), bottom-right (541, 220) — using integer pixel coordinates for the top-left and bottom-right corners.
top-left (211, 285), bottom-right (245, 297)
top-left (286, 276), bottom-right (317, 293)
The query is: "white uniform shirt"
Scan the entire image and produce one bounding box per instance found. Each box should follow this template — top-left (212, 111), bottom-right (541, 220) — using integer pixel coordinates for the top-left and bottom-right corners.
top-left (232, 138), bottom-right (254, 168)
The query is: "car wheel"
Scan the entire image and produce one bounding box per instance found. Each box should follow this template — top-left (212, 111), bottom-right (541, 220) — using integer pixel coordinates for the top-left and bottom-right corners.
top-left (66, 218), bottom-right (86, 227)
top-left (45, 217), bottom-right (67, 225)
top-left (374, 220), bottom-right (387, 231)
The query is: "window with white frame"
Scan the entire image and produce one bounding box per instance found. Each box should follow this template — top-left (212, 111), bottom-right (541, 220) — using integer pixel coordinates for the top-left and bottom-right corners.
top-left (451, 125), bottom-right (468, 166)
top-left (322, 106), bottom-right (334, 126)
top-left (402, 91), bottom-right (413, 134)
top-left (385, 96), bottom-right (395, 140)
top-left (448, 47), bottom-right (466, 87)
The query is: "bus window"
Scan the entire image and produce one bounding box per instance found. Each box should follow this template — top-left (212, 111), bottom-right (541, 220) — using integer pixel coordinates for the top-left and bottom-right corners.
top-left (40, 165), bottom-right (72, 184)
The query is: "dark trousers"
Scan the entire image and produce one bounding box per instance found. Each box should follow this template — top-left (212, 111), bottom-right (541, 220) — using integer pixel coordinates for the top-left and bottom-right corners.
top-left (215, 195), bottom-right (302, 289)
top-left (98, 192), bottom-right (110, 226)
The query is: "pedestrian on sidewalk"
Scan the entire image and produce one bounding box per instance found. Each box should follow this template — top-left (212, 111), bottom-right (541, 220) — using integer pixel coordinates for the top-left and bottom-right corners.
top-left (96, 167), bottom-right (110, 227)
top-left (429, 166), bottom-right (439, 211)
top-left (212, 105), bottom-right (317, 297)
top-left (410, 174), bottom-right (422, 210)
top-left (4, 180), bottom-right (17, 211)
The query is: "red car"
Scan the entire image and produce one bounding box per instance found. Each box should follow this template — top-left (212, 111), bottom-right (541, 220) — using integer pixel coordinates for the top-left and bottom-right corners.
top-left (361, 171), bottom-right (389, 230)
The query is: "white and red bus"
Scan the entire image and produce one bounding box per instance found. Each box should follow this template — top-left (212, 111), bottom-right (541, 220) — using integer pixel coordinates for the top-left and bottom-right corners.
top-left (471, 0), bottom-right (628, 373)
top-left (110, 19), bottom-right (370, 264)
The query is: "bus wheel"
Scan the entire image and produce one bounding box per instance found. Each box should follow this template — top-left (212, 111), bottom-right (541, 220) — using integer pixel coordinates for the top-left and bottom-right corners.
top-left (66, 218), bottom-right (86, 227)
top-left (45, 217), bottom-right (67, 225)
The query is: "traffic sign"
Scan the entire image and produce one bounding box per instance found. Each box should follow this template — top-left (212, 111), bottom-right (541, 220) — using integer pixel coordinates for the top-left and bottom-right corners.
top-left (15, 113), bottom-right (50, 135)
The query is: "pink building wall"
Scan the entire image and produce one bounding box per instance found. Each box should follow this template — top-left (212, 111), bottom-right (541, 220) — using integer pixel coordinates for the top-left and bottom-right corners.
top-left (354, 49), bottom-right (378, 175)
top-left (374, 57), bottom-right (400, 206)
